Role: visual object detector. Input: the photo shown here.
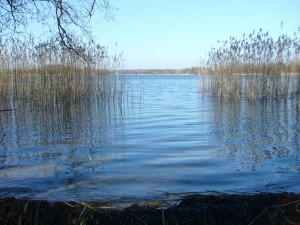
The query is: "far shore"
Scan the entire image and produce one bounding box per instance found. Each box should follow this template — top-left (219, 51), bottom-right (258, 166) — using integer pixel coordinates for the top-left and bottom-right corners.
top-left (112, 68), bottom-right (199, 75)
top-left (111, 68), bottom-right (300, 76)
top-left (115, 73), bottom-right (198, 75)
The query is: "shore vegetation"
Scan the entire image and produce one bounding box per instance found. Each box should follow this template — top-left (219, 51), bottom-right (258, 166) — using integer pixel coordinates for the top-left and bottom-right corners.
top-left (200, 26), bottom-right (300, 100)
top-left (0, 37), bottom-right (124, 110)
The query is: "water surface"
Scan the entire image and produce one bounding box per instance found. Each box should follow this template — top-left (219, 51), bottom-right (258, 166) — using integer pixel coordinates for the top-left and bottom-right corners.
top-left (0, 75), bottom-right (299, 201)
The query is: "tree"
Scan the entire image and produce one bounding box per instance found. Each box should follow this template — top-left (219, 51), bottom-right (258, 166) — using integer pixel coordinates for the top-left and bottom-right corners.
top-left (1, 0), bottom-right (114, 54)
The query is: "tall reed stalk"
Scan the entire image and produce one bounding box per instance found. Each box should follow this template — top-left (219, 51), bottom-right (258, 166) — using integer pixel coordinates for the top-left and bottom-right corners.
top-left (200, 27), bottom-right (300, 100)
top-left (0, 37), bottom-right (123, 76)
top-left (0, 37), bottom-right (125, 110)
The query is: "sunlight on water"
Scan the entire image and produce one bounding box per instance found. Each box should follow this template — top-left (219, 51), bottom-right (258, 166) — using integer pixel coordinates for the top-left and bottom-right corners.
top-left (0, 75), bottom-right (299, 201)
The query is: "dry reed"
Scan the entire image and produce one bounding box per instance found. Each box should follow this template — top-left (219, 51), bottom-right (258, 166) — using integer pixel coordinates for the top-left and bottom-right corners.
top-left (0, 37), bottom-right (125, 110)
top-left (200, 27), bottom-right (300, 100)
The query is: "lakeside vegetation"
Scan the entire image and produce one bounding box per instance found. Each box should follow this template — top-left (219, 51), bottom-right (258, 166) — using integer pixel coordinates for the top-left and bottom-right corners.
top-left (200, 27), bottom-right (300, 100)
top-left (0, 37), bottom-right (125, 111)
top-left (0, 37), bottom-right (123, 76)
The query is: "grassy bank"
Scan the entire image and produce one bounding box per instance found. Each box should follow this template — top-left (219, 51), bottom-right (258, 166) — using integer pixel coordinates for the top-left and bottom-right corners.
top-left (0, 193), bottom-right (299, 225)
top-left (200, 27), bottom-right (300, 100)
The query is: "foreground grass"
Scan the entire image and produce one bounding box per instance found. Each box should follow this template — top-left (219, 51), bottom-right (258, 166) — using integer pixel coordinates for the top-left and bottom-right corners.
top-left (0, 193), bottom-right (299, 225)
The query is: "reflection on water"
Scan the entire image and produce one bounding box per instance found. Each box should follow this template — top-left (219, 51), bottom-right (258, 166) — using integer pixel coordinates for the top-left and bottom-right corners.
top-left (0, 74), bottom-right (129, 199)
top-left (0, 75), bottom-right (299, 201)
top-left (211, 97), bottom-right (300, 170)
top-left (0, 74), bottom-right (127, 148)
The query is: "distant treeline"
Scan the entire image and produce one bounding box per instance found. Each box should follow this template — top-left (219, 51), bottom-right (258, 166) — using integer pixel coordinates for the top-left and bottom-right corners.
top-left (115, 67), bottom-right (199, 75)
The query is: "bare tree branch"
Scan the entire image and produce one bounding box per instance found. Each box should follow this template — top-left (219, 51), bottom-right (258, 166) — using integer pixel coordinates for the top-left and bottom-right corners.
top-left (89, 0), bottom-right (96, 17)
top-left (0, 0), bottom-right (114, 56)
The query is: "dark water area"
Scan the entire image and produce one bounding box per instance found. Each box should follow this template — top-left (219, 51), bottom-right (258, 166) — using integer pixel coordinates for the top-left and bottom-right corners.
top-left (0, 75), bottom-right (299, 201)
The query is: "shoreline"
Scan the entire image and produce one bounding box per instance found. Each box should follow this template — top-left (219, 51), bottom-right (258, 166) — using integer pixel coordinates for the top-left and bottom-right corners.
top-left (1, 192), bottom-right (299, 225)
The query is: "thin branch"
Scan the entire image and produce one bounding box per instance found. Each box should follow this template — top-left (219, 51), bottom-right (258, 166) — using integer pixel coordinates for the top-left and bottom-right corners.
top-left (89, 0), bottom-right (96, 17)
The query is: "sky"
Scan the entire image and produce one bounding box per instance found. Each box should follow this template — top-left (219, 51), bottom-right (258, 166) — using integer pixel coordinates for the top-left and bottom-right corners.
top-left (90, 1), bottom-right (299, 69)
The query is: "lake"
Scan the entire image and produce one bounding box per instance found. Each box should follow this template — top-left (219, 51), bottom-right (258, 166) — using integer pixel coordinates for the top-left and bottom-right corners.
top-left (0, 75), bottom-right (299, 201)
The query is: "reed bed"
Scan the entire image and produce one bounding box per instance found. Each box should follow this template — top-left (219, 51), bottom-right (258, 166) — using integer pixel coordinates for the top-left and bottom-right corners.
top-left (0, 37), bottom-right (121, 76)
top-left (200, 27), bottom-right (300, 100)
top-left (0, 37), bottom-right (125, 111)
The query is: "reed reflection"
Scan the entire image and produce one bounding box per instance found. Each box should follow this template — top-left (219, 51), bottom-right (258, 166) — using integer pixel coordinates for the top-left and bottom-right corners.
top-left (210, 96), bottom-right (300, 170)
top-left (0, 73), bottom-right (128, 196)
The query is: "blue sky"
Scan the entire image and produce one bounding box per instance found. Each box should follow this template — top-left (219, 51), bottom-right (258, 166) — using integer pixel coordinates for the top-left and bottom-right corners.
top-left (92, 0), bottom-right (299, 69)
